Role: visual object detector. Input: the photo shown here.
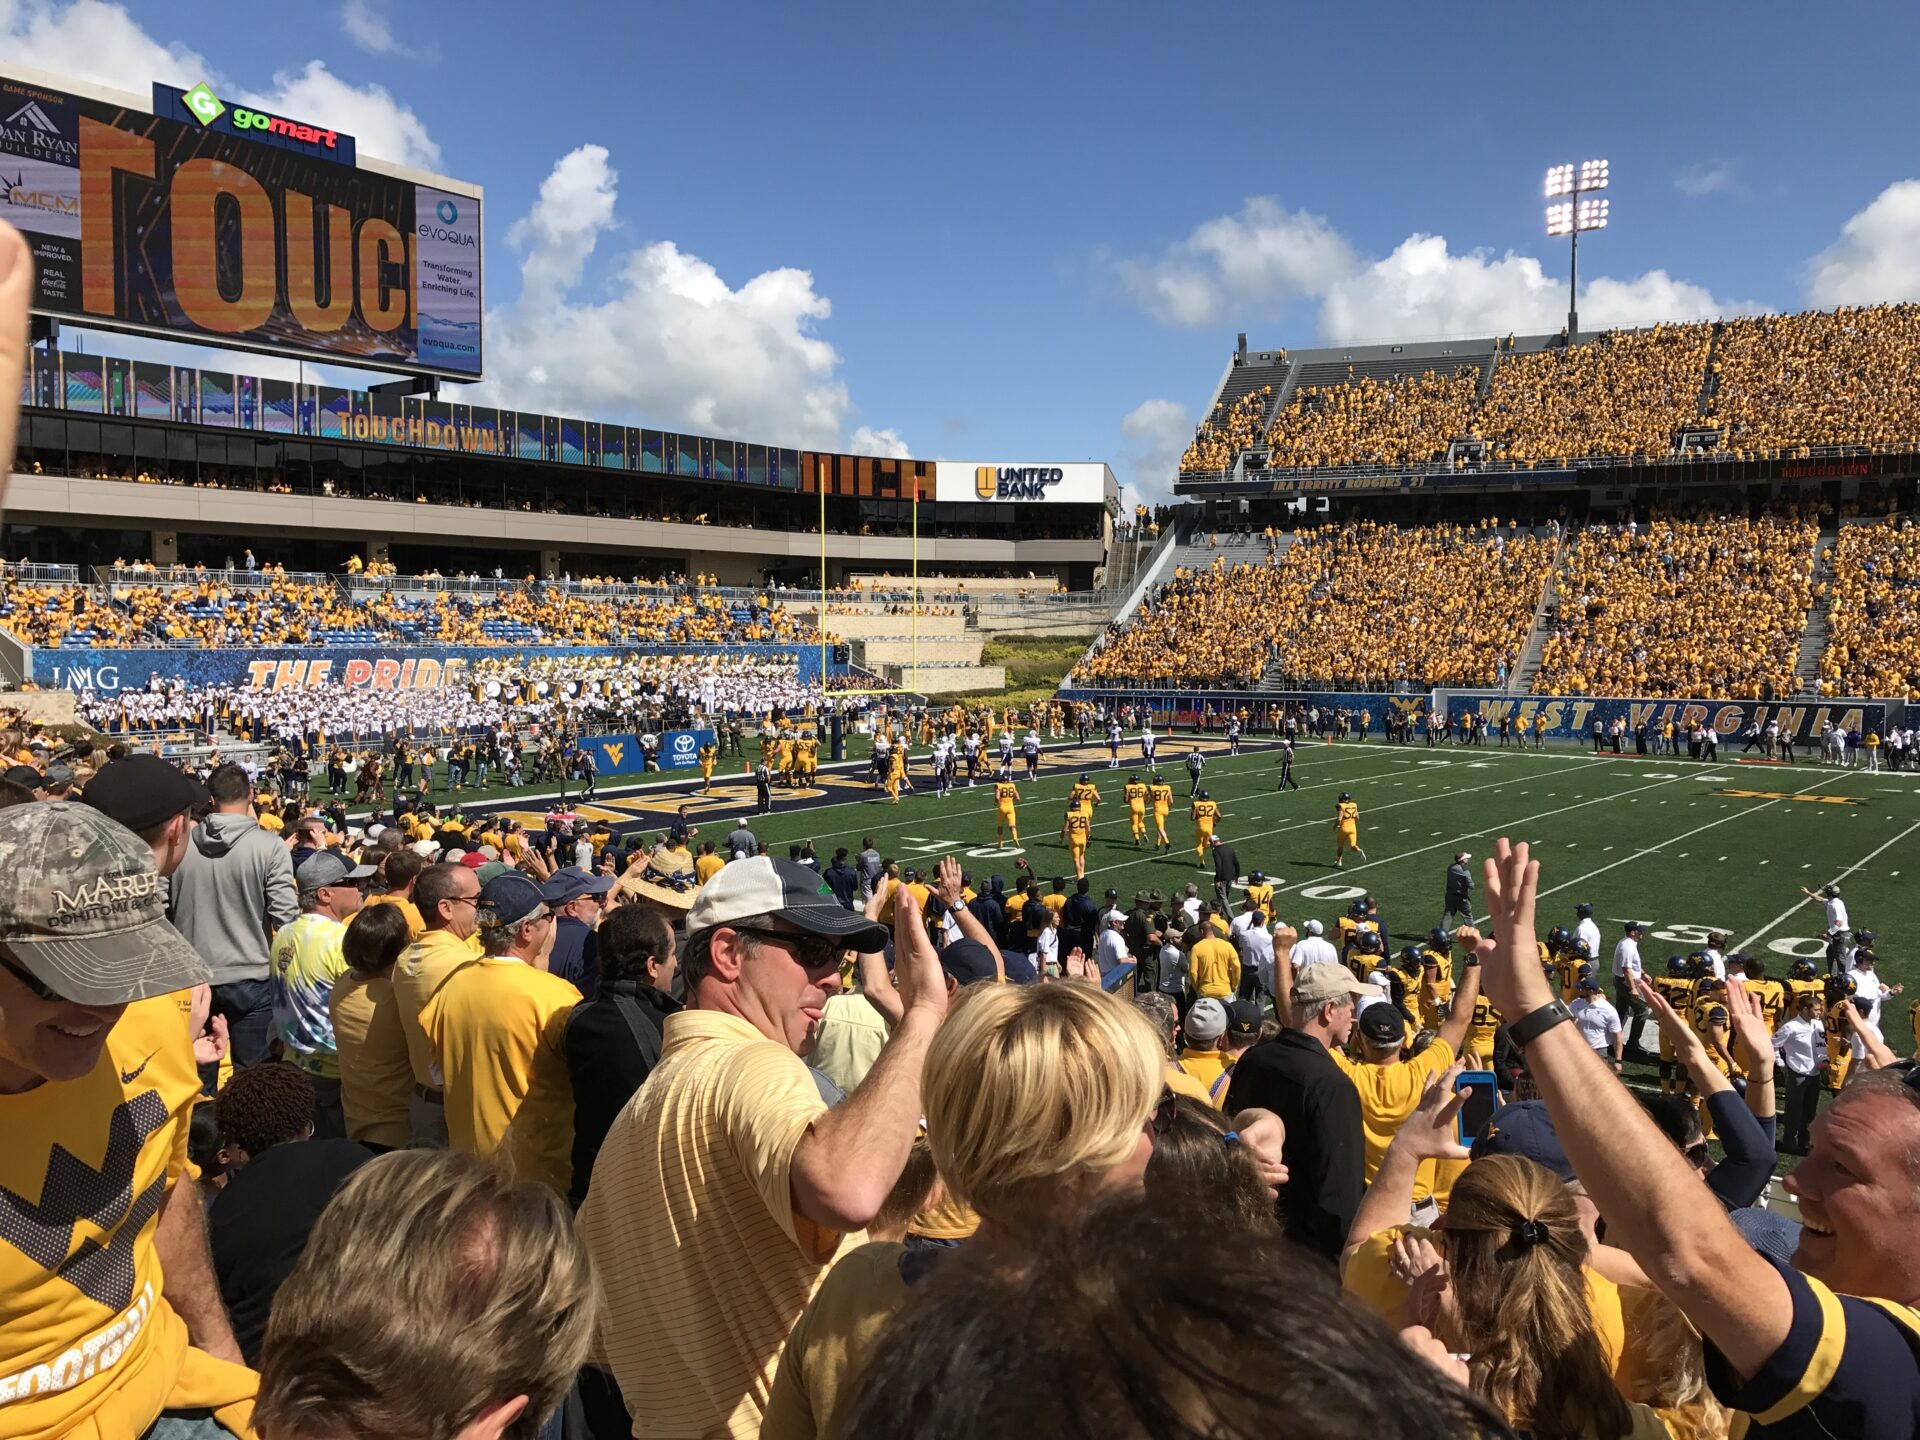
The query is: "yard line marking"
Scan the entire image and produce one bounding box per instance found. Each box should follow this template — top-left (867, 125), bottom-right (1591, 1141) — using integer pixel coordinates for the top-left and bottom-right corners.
top-left (1085, 755), bottom-right (1617, 889)
top-left (1268, 768), bottom-right (1721, 899)
top-left (1507, 771), bottom-right (1852, 920)
top-left (1735, 821), bottom-right (1920, 951)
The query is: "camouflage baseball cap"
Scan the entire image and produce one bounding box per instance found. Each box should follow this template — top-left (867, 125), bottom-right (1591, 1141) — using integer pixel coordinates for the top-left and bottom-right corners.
top-left (0, 802), bottom-right (210, 1006)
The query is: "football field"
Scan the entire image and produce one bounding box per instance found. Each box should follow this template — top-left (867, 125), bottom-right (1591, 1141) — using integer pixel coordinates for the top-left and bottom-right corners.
top-left (476, 735), bottom-right (1920, 1028)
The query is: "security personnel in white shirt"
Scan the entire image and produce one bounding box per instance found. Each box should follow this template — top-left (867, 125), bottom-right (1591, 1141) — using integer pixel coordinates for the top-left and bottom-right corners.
top-left (1570, 976), bottom-right (1624, 1070)
top-left (1800, 883), bottom-right (1850, 974)
top-left (1611, 919), bottom-right (1650, 1057)
top-left (1701, 932), bottom-right (1728, 981)
top-left (1289, 917), bottom-right (1341, 972)
top-left (1773, 989), bottom-right (1828, 1154)
top-left (1574, 902), bottom-right (1603, 963)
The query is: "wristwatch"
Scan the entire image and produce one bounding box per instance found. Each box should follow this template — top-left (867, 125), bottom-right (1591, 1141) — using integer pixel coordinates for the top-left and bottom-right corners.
top-left (1507, 998), bottom-right (1574, 1051)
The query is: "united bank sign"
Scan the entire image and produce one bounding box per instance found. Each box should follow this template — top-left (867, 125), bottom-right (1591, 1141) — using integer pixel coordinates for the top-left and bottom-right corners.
top-left (936, 460), bottom-right (1112, 505)
top-left (973, 465), bottom-right (1065, 500)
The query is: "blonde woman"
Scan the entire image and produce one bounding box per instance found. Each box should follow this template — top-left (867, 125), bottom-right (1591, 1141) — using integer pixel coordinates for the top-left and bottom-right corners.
top-left (762, 981), bottom-right (1163, 1440)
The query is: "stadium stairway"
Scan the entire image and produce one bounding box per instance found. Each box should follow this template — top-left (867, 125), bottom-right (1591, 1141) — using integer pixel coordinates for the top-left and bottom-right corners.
top-left (1794, 529), bottom-right (1838, 692)
top-left (1507, 525), bottom-right (1569, 694)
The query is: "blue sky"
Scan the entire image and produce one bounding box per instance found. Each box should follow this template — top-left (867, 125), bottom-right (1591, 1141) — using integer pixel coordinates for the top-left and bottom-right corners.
top-left (20, 1), bottom-right (1920, 498)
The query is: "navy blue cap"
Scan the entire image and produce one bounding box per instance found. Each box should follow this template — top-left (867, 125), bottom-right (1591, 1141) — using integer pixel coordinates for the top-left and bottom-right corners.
top-left (939, 938), bottom-right (1000, 987)
top-left (480, 872), bottom-right (547, 928)
top-left (1470, 1099), bottom-right (1574, 1182)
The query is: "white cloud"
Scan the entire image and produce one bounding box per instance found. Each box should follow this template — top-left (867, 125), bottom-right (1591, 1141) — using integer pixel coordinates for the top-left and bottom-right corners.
top-left (237, 62), bottom-right (438, 171)
top-left (0, 1), bottom-right (440, 169)
top-left (1116, 397), bottom-right (1193, 504)
top-left (1318, 235), bottom-right (1558, 341)
top-left (1675, 162), bottom-right (1742, 199)
top-left (1804, 179), bottom-right (1920, 307)
top-left (472, 145), bottom-right (864, 451)
top-left (341, 0), bottom-right (400, 55)
top-left (0, 0), bottom-right (205, 92)
top-left (1318, 235), bottom-right (1760, 342)
top-left (1118, 196), bottom-right (1759, 342)
top-left (1115, 197), bottom-right (1356, 327)
top-left (848, 426), bottom-right (910, 458)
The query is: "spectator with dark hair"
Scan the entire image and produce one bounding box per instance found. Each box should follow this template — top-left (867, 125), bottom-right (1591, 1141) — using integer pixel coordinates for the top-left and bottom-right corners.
top-left (1142, 1092), bottom-right (1282, 1235)
top-left (330, 901), bottom-right (417, 1152)
top-left (836, 1194), bottom-right (1503, 1440)
top-left (253, 1149), bottom-right (597, 1440)
top-left (169, 760), bottom-right (300, 1066)
top-left (207, 1062), bottom-right (372, 1365)
top-left (563, 904), bottom-right (679, 1207)
top-left (364, 844), bottom-right (426, 937)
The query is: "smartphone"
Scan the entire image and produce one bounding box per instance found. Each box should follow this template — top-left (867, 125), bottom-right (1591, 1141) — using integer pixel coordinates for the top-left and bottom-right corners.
top-left (1455, 1070), bottom-right (1500, 1145)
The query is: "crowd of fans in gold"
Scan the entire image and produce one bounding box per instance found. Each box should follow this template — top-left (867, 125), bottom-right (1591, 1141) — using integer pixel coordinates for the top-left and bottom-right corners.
top-left (1178, 385), bottom-right (1273, 474)
top-left (1178, 303), bottom-right (1920, 476)
top-left (1479, 323), bottom-right (1711, 463)
top-left (1534, 513), bottom-right (1817, 698)
top-left (1710, 304), bottom-right (1920, 455)
top-left (1819, 519), bottom-right (1920, 699)
top-left (1263, 369), bottom-right (1481, 471)
top-left (0, 569), bottom-right (817, 649)
top-left (1072, 521), bottom-right (1552, 689)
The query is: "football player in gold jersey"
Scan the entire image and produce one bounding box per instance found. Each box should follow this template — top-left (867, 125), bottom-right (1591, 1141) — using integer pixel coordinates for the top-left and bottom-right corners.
top-left (1123, 776), bottom-right (1148, 845)
top-left (1147, 774), bottom-right (1174, 850)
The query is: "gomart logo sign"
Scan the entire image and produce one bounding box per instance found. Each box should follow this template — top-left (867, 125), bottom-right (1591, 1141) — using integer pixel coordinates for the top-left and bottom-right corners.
top-left (183, 81), bottom-right (343, 152)
top-left (973, 465), bottom-right (1065, 501)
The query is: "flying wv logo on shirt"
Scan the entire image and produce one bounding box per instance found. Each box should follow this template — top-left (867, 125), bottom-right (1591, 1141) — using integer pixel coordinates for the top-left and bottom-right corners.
top-left (0, 1092), bottom-right (169, 1310)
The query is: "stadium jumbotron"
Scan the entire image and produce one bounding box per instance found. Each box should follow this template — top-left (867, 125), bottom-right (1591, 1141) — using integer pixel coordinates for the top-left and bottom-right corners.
top-left (9, 11), bottom-right (1920, 1437)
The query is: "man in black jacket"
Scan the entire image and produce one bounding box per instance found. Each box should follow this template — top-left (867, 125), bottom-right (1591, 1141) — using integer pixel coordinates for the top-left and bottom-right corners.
top-left (1209, 834), bottom-right (1241, 916)
top-left (822, 847), bottom-right (859, 908)
top-left (1224, 964), bottom-right (1372, 1261)
top-left (563, 905), bottom-right (681, 1208)
top-left (1062, 877), bottom-right (1101, 958)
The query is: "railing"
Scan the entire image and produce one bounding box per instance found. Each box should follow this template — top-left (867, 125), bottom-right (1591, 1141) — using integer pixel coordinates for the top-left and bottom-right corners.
top-left (1, 562), bottom-right (81, 584)
top-left (1179, 438), bottom-right (1899, 486)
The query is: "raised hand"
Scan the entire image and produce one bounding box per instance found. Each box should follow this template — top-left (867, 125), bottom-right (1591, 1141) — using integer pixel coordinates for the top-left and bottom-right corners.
top-left (1635, 974), bottom-right (1710, 1068)
top-left (1721, 978), bottom-right (1775, 1076)
top-left (889, 885), bottom-right (949, 1022)
top-left (934, 854), bottom-right (965, 907)
top-left (1478, 839), bottom-right (1550, 1018)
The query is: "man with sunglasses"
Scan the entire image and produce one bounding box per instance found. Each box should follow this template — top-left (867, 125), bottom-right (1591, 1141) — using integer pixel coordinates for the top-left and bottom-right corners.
top-left (267, 851), bottom-right (376, 1139)
top-left (578, 855), bottom-right (948, 1440)
top-left (0, 800), bottom-right (258, 1438)
top-left (392, 862), bottom-right (485, 1147)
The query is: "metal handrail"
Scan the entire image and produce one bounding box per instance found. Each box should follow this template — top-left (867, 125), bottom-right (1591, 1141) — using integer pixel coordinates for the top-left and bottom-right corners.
top-left (1179, 439), bottom-right (1901, 485)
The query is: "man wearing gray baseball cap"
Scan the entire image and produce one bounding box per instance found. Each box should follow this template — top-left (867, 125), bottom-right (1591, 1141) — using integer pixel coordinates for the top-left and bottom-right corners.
top-left (578, 855), bottom-right (948, 1439)
top-left (265, 850), bottom-right (377, 1138)
top-left (0, 800), bottom-right (254, 1432)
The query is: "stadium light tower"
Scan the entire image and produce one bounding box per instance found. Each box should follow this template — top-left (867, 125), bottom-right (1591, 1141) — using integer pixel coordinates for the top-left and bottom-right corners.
top-left (1545, 160), bottom-right (1609, 337)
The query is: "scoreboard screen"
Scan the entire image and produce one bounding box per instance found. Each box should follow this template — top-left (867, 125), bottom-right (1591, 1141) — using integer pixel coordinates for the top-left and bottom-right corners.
top-left (0, 70), bottom-right (483, 379)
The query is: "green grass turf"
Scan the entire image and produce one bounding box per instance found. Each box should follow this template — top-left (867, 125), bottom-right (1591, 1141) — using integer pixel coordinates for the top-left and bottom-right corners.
top-left (521, 738), bottom-right (1920, 1010)
top-left (461, 734), bottom-right (1920, 1178)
